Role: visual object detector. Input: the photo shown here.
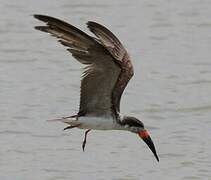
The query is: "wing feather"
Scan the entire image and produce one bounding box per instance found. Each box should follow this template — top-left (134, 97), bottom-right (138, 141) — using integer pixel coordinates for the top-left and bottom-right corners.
top-left (34, 15), bottom-right (121, 116)
top-left (87, 21), bottom-right (134, 113)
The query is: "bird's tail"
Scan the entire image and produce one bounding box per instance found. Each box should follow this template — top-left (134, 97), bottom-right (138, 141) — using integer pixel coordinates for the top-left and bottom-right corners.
top-left (47, 115), bottom-right (79, 126)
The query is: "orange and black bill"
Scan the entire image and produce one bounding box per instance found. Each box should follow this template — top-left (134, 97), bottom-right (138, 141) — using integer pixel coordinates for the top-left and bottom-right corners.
top-left (138, 130), bottom-right (159, 162)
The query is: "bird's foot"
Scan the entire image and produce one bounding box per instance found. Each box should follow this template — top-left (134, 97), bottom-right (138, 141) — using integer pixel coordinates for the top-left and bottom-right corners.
top-left (82, 129), bottom-right (91, 151)
top-left (63, 124), bottom-right (80, 131)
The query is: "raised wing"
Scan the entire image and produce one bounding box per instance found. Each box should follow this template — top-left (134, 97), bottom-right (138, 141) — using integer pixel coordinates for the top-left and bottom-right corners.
top-left (34, 15), bottom-right (121, 116)
top-left (87, 22), bottom-right (134, 113)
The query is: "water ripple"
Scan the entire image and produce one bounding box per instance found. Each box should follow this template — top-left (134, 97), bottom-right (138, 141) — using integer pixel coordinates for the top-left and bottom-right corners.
top-left (0, 130), bottom-right (31, 135)
top-left (140, 105), bottom-right (211, 114)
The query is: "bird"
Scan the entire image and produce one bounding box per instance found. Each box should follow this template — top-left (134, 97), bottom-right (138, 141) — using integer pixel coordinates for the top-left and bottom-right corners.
top-left (34, 14), bottom-right (159, 162)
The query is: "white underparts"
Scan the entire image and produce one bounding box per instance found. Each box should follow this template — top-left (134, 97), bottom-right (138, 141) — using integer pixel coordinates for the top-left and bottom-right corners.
top-left (52, 116), bottom-right (125, 130)
top-left (79, 116), bottom-right (116, 130)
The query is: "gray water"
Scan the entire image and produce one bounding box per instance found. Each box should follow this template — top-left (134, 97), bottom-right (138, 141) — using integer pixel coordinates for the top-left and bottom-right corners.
top-left (1, 0), bottom-right (211, 179)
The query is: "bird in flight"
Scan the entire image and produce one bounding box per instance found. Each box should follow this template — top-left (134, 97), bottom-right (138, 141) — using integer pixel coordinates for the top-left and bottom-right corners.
top-left (34, 14), bottom-right (159, 162)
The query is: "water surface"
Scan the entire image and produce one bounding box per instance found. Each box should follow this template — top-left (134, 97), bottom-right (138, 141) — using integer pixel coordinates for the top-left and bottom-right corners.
top-left (1, 0), bottom-right (211, 179)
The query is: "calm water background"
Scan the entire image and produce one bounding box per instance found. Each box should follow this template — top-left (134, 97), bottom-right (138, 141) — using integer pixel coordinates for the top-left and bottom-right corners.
top-left (1, 0), bottom-right (211, 179)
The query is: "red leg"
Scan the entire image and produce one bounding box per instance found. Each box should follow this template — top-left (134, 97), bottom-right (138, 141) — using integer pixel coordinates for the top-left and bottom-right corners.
top-left (82, 129), bottom-right (91, 151)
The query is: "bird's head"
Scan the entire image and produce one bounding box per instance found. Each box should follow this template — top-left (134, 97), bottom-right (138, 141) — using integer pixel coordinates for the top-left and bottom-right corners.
top-left (121, 116), bottom-right (159, 162)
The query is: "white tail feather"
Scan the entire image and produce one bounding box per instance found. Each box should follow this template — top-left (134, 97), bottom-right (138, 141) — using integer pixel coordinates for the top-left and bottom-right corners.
top-left (47, 116), bottom-right (78, 125)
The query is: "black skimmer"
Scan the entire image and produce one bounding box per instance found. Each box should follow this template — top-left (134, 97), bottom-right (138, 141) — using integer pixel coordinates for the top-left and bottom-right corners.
top-left (34, 14), bottom-right (159, 162)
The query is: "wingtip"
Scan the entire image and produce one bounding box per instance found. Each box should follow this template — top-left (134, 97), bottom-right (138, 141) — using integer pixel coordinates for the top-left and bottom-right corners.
top-left (33, 14), bottom-right (43, 20)
top-left (86, 21), bottom-right (104, 34)
top-left (33, 14), bottom-right (39, 18)
top-left (86, 21), bottom-right (92, 28)
top-left (87, 21), bottom-right (100, 28)
top-left (86, 21), bottom-right (94, 25)
top-left (34, 26), bottom-right (48, 32)
top-left (33, 14), bottom-right (52, 22)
